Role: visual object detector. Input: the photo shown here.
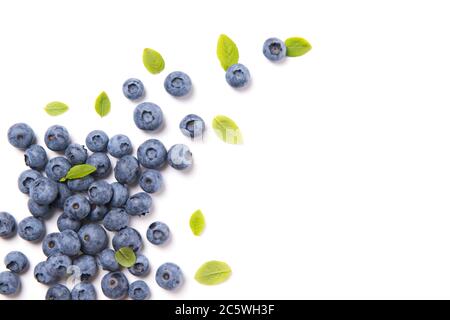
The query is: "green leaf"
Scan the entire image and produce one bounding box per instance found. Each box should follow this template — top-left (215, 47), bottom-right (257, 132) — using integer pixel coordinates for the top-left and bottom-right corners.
top-left (195, 261), bottom-right (232, 285)
top-left (95, 91), bottom-right (111, 117)
top-left (190, 209), bottom-right (206, 236)
top-left (217, 34), bottom-right (239, 71)
top-left (285, 37), bottom-right (312, 57)
top-left (143, 48), bottom-right (165, 74)
top-left (60, 164), bottom-right (96, 182)
top-left (44, 101), bottom-right (69, 116)
top-left (212, 115), bottom-right (243, 144)
top-left (114, 247), bottom-right (136, 268)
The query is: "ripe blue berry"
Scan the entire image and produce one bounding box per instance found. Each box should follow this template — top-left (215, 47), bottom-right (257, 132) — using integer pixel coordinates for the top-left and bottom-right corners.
top-left (101, 272), bottom-right (129, 300)
top-left (18, 170), bottom-right (42, 194)
top-left (137, 139), bottom-right (167, 169)
top-left (64, 143), bottom-right (88, 165)
top-left (7, 123), bottom-right (35, 150)
top-left (45, 156), bottom-right (71, 182)
top-left (123, 78), bottom-right (145, 100)
top-left (97, 249), bottom-right (120, 272)
top-left (24, 144), bottom-right (48, 170)
top-left (164, 71), bottom-right (192, 97)
top-left (64, 195), bottom-right (91, 220)
top-left (110, 182), bottom-right (129, 208)
top-left (44, 125), bottom-right (71, 151)
top-left (78, 224), bottom-right (108, 255)
top-left (226, 63), bottom-right (250, 88)
top-left (103, 208), bottom-right (129, 232)
top-left (156, 263), bottom-right (183, 291)
top-left (179, 114), bottom-right (205, 138)
top-left (18, 216), bottom-right (45, 242)
top-left (133, 102), bottom-right (163, 131)
top-left (112, 227), bottom-right (143, 252)
top-left (4, 251), bottom-right (28, 274)
top-left (0, 271), bottom-right (20, 295)
top-left (146, 221), bottom-right (170, 246)
top-left (139, 169), bottom-right (163, 193)
top-left (86, 152), bottom-right (111, 179)
top-left (125, 192), bottom-right (152, 216)
top-left (71, 282), bottom-right (96, 300)
top-left (0, 212), bottom-right (16, 238)
top-left (85, 130), bottom-right (109, 152)
top-left (30, 177), bottom-right (58, 205)
top-left (128, 254), bottom-right (150, 277)
top-left (46, 284), bottom-right (71, 300)
top-left (88, 180), bottom-right (113, 205)
top-left (129, 280), bottom-right (150, 300)
top-left (167, 144), bottom-right (193, 170)
top-left (114, 155), bottom-right (140, 185)
top-left (263, 37), bottom-right (286, 62)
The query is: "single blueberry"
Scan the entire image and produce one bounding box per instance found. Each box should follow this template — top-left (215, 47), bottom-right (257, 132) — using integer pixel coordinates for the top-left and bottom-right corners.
top-left (44, 125), bottom-right (71, 151)
top-left (101, 271), bottom-right (129, 300)
top-left (123, 78), bottom-right (145, 100)
top-left (46, 253), bottom-right (71, 278)
top-left (167, 144), bottom-right (193, 170)
top-left (59, 229), bottom-right (81, 256)
top-left (128, 254), bottom-right (150, 277)
top-left (85, 130), bottom-right (108, 152)
top-left (129, 280), bottom-right (150, 300)
top-left (226, 63), bottom-right (251, 88)
top-left (263, 37), bottom-right (287, 62)
top-left (86, 203), bottom-right (108, 222)
top-left (103, 208), bottom-right (129, 232)
top-left (45, 157), bottom-right (71, 182)
top-left (88, 180), bottom-right (113, 205)
top-left (52, 182), bottom-right (72, 210)
top-left (0, 271), bottom-right (20, 295)
top-left (179, 114), bottom-right (205, 138)
top-left (42, 232), bottom-right (62, 257)
top-left (24, 145), bottom-right (48, 170)
top-left (34, 261), bottom-right (58, 285)
top-left (46, 284), bottom-right (71, 300)
top-left (137, 139), bottom-right (167, 169)
top-left (71, 282), bottom-right (96, 300)
top-left (107, 134), bottom-right (133, 158)
top-left (4, 251), bottom-right (29, 274)
top-left (57, 213), bottom-right (81, 232)
top-left (139, 169), bottom-right (163, 193)
top-left (112, 227), bottom-right (143, 253)
top-left (64, 195), bottom-right (91, 220)
top-left (28, 199), bottom-right (52, 219)
top-left (72, 255), bottom-right (98, 282)
top-left (18, 216), bottom-right (45, 242)
top-left (64, 143), bottom-right (88, 165)
top-left (7, 123), bottom-right (35, 150)
top-left (86, 152), bottom-right (111, 178)
top-left (97, 249), bottom-right (120, 272)
top-left (67, 175), bottom-right (94, 192)
top-left (146, 221), bottom-right (170, 246)
top-left (155, 263), bottom-right (183, 291)
top-left (114, 155), bottom-right (140, 185)
top-left (125, 192), bottom-right (152, 216)
top-left (164, 71), bottom-right (192, 97)
top-left (133, 102), bottom-right (163, 131)
top-left (18, 169), bottom-right (42, 194)
top-left (0, 212), bottom-right (17, 238)
top-left (78, 224), bottom-right (108, 255)
top-left (110, 182), bottom-right (129, 208)
top-left (29, 177), bottom-right (59, 205)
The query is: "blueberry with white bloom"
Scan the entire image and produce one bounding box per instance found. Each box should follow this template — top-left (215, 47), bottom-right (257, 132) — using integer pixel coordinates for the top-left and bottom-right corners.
top-left (167, 144), bottom-right (193, 170)
top-left (110, 182), bottom-right (129, 208)
top-left (86, 204), bottom-right (108, 222)
top-left (44, 125), bottom-right (71, 151)
top-left (128, 254), bottom-right (150, 277)
top-left (103, 208), bottom-right (129, 232)
top-left (46, 284), bottom-right (71, 300)
top-left (133, 102), bottom-right (163, 131)
top-left (263, 37), bottom-right (286, 62)
top-left (65, 143), bottom-right (88, 165)
top-left (137, 139), bottom-right (167, 169)
top-left (18, 216), bottom-right (45, 242)
top-left (72, 255), bottom-right (98, 282)
top-left (107, 134), bottom-right (132, 158)
top-left (71, 282), bottom-right (96, 300)
top-left (7, 123), bottom-right (35, 150)
top-left (28, 199), bottom-right (52, 219)
top-left (67, 175), bottom-right (94, 192)
top-left (42, 232), bottom-right (62, 257)
top-left (114, 155), bottom-right (140, 185)
top-left (97, 249), bottom-right (120, 272)
top-left (129, 280), bottom-right (150, 300)
top-left (226, 63), bottom-right (250, 88)
top-left (4, 251), bottom-right (28, 274)
top-left (30, 177), bottom-right (58, 205)
top-left (86, 152), bottom-right (111, 178)
top-left (179, 114), bottom-right (205, 138)
top-left (0, 212), bottom-right (16, 239)
top-left (123, 78), bottom-right (145, 100)
top-left (46, 254), bottom-right (71, 278)
top-left (78, 224), bottom-right (108, 255)
top-left (155, 263), bottom-right (183, 291)
top-left (88, 180), bottom-right (113, 205)
top-left (64, 195), bottom-right (91, 220)
top-left (0, 271), bottom-right (20, 295)
top-left (59, 229), bottom-right (81, 256)
top-left (146, 221), bottom-right (170, 245)
top-left (34, 261), bottom-right (57, 285)
top-left (18, 169), bottom-right (42, 194)
top-left (45, 156), bottom-right (71, 182)
top-left (164, 71), bottom-right (192, 97)
top-left (101, 272), bottom-right (129, 300)
top-left (85, 130), bottom-right (108, 152)
top-left (125, 192), bottom-right (152, 216)
top-left (112, 227), bottom-right (143, 252)
top-left (24, 144), bottom-right (48, 170)
top-left (139, 170), bottom-right (163, 193)
top-left (57, 213), bottom-right (81, 232)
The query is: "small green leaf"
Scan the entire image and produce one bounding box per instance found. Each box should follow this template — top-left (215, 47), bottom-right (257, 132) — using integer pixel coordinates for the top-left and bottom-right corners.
top-left (95, 91), bottom-right (111, 117)
top-left (285, 37), bottom-right (312, 57)
top-left (217, 34), bottom-right (239, 71)
top-left (195, 261), bottom-right (232, 285)
top-left (143, 48), bottom-right (165, 74)
top-left (212, 115), bottom-right (243, 144)
top-left (44, 101), bottom-right (69, 116)
top-left (60, 164), bottom-right (96, 182)
top-left (114, 247), bottom-right (136, 268)
top-left (190, 210), bottom-right (206, 236)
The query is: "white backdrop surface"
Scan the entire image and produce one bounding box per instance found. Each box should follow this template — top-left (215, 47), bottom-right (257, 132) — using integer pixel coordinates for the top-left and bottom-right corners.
top-left (1, 0), bottom-right (450, 300)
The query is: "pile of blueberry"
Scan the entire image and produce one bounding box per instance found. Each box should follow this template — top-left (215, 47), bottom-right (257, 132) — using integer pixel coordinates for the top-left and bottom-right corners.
top-left (0, 75), bottom-right (206, 300)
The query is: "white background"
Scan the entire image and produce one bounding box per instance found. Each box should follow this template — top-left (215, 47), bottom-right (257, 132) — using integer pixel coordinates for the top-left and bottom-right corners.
top-left (1, 0), bottom-right (450, 300)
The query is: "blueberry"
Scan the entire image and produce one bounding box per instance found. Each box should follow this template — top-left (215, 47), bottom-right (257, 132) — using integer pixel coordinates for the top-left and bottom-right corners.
top-left (129, 280), bottom-right (150, 300)
top-left (101, 271), bottom-right (129, 300)
top-left (28, 199), bottom-right (52, 219)
top-left (42, 232), bottom-right (62, 257)
top-left (114, 155), bottom-right (140, 185)
top-left (146, 221), bottom-right (170, 245)
top-left (112, 227), bottom-right (143, 253)
top-left (7, 123), bottom-right (35, 150)
top-left (133, 102), bottom-right (163, 131)
top-left (137, 139), bottom-right (167, 169)
top-left (45, 157), bottom-right (71, 182)
top-left (85, 130), bottom-right (109, 152)
top-left (64, 195), bottom-right (91, 220)
top-left (110, 182), bottom-right (129, 207)
top-left (125, 192), bottom-right (152, 216)
top-left (179, 114), bottom-right (205, 139)
top-left (34, 261), bottom-right (57, 285)
top-left (72, 255), bottom-right (98, 282)
top-left (164, 71), bottom-right (192, 97)
top-left (18, 216), bottom-right (45, 242)
top-left (97, 249), bottom-right (120, 272)
top-left (86, 204), bottom-right (108, 222)
top-left (67, 175), bottom-right (94, 192)
top-left (0, 212), bottom-right (17, 238)
top-left (86, 152), bottom-right (111, 178)
top-left (155, 263), bottom-right (183, 291)
top-left (24, 145), bottom-right (48, 170)
top-left (107, 134), bottom-right (133, 158)
top-left (225, 63), bottom-right (251, 88)
top-left (64, 143), bottom-right (88, 165)
top-left (46, 284), bottom-right (71, 300)
top-left (52, 183), bottom-right (72, 210)
top-left (128, 254), bottom-right (150, 277)
top-left (103, 208), bottom-right (129, 232)
top-left (57, 213), bottom-right (81, 232)
top-left (0, 271), bottom-right (20, 295)
top-left (123, 78), bottom-right (145, 100)
top-left (263, 37), bottom-right (286, 62)
top-left (4, 251), bottom-right (28, 274)
top-left (167, 144), bottom-right (193, 170)
top-left (46, 254), bottom-right (71, 278)
top-left (29, 177), bottom-right (58, 205)
top-left (71, 282), bottom-right (96, 300)
top-left (18, 169), bottom-right (42, 194)
top-left (60, 229), bottom-right (81, 256)
top-left (78, 224), bottom-right (108, 255)
top-left (139, 170), bottom-right (163, 193)
top-left (88, 180), bottom-right (113, 205)
top-left (44, 125), bottom-right (71, 151)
